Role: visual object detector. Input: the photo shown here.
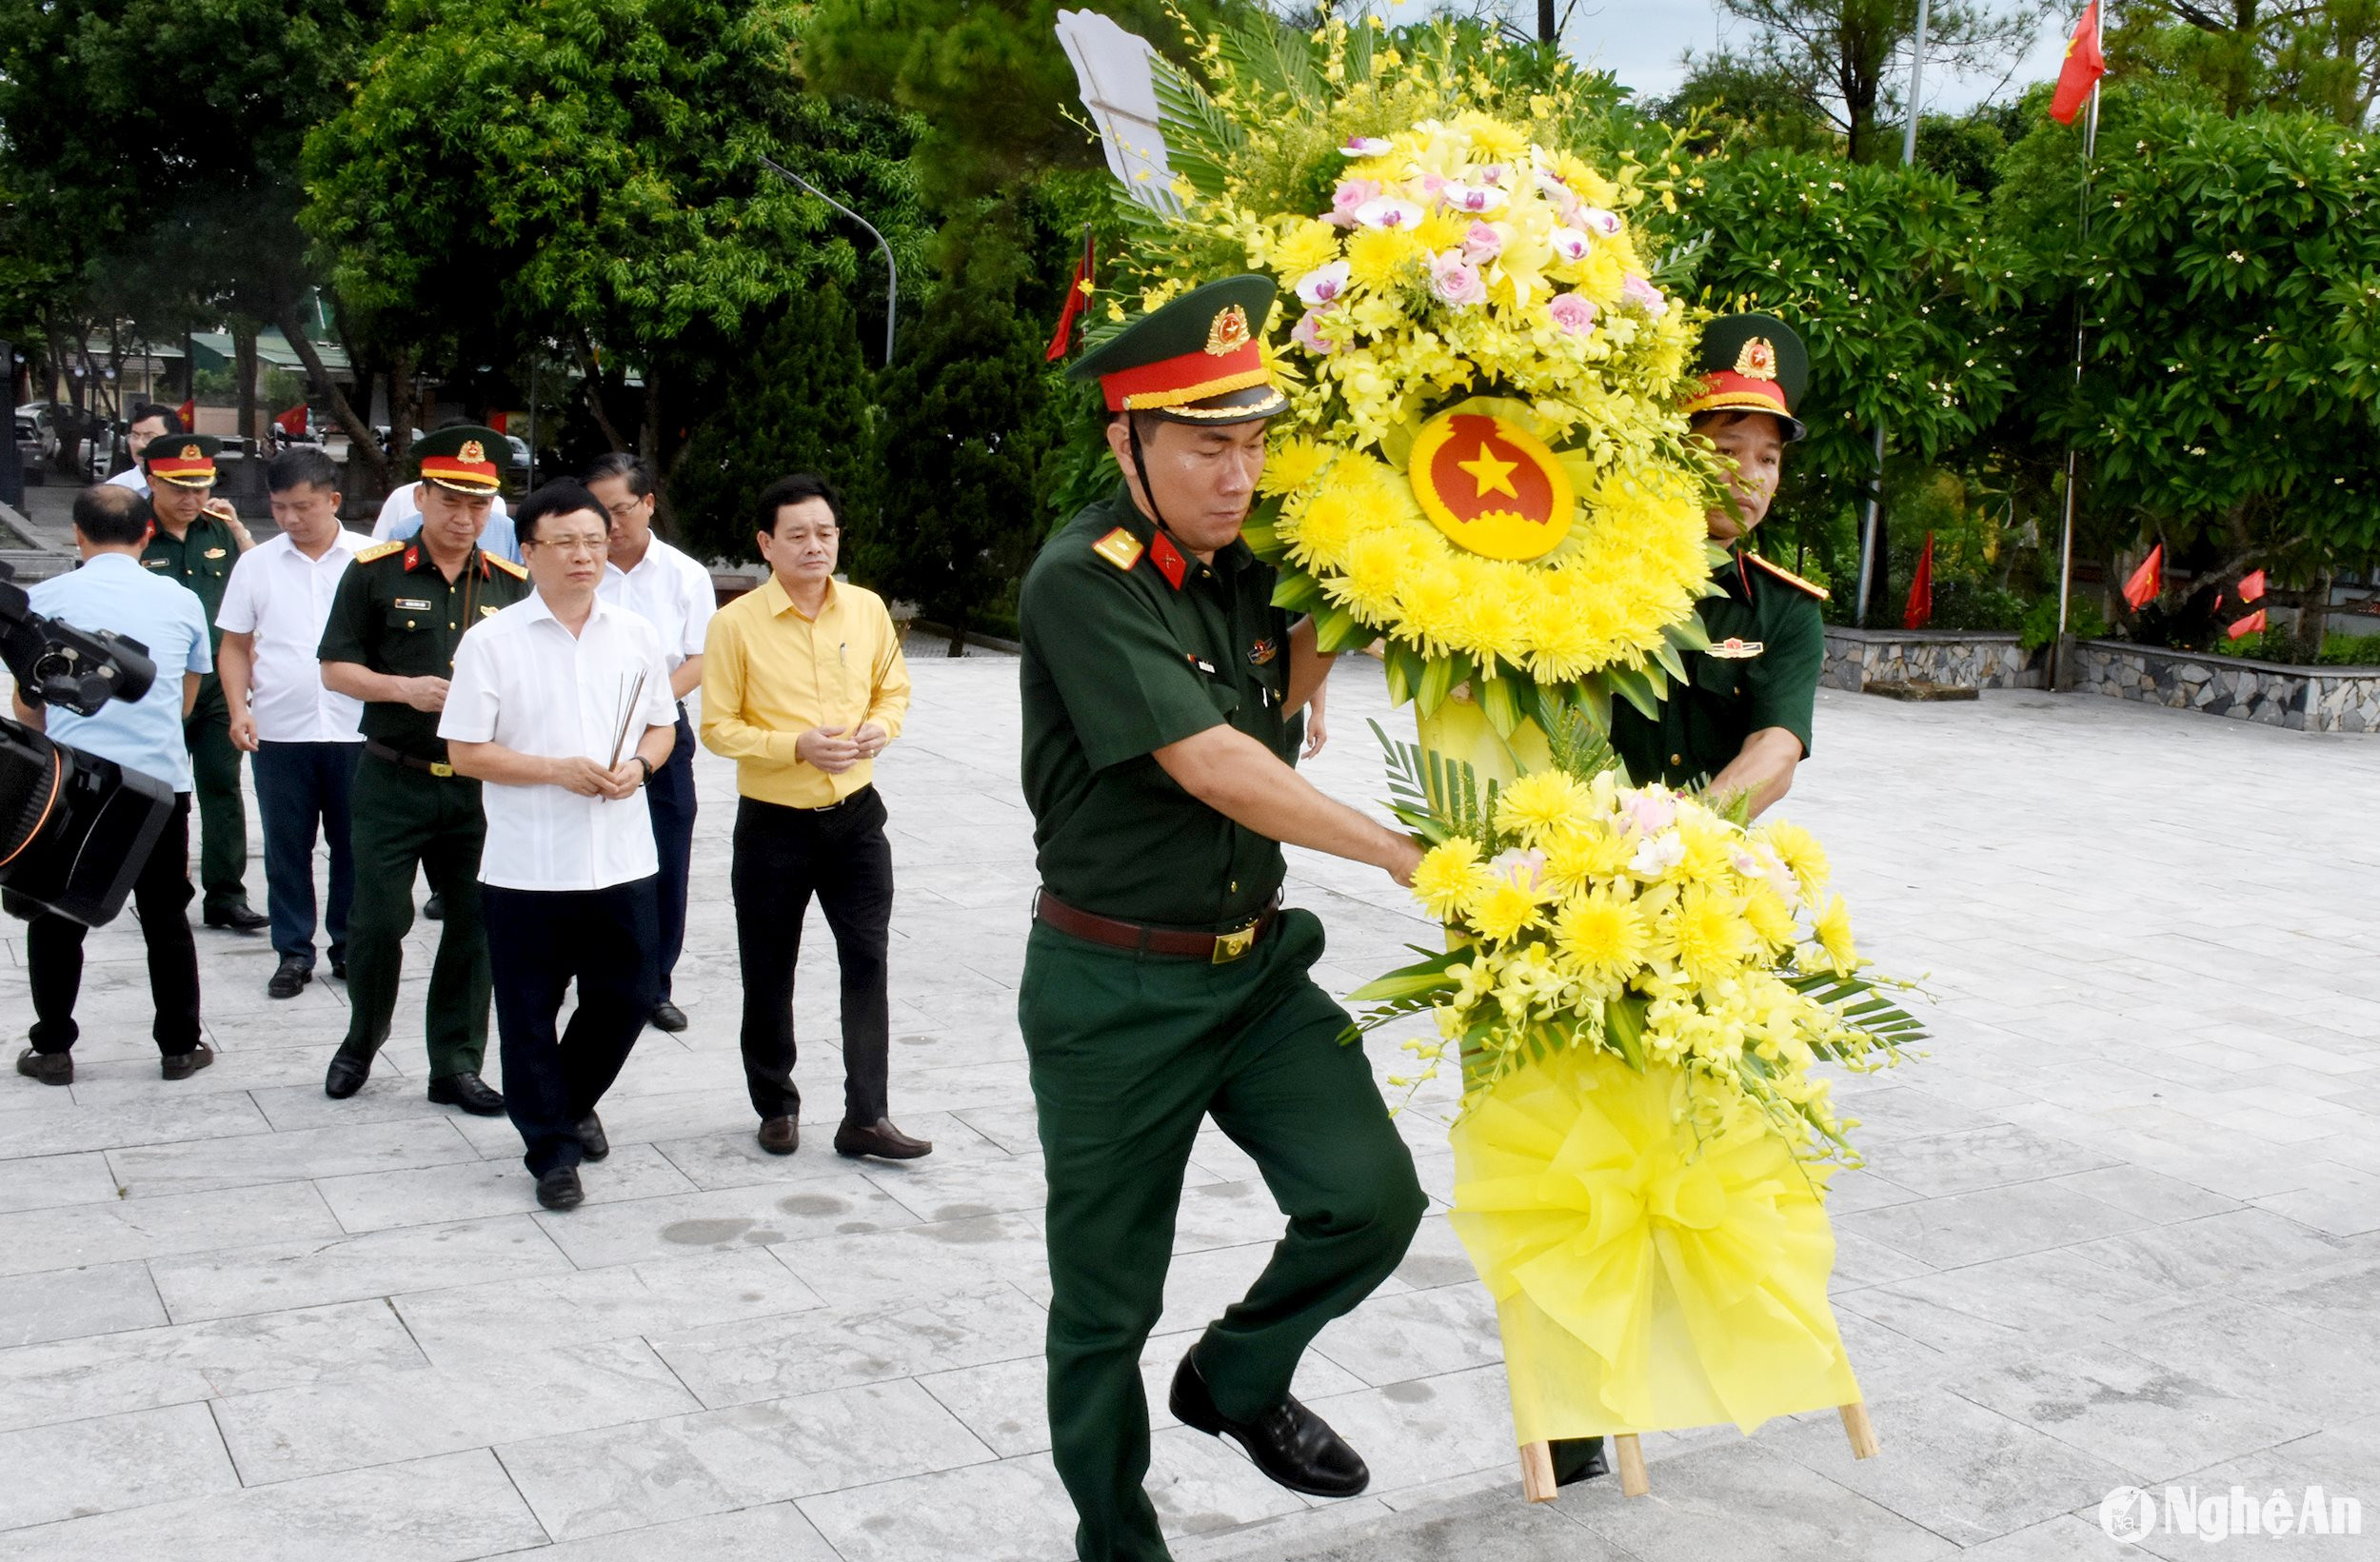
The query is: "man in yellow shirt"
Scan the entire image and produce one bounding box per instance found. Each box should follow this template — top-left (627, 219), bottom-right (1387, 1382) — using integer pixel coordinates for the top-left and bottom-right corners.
top-left (701, 473), bottom-right (927, 1161)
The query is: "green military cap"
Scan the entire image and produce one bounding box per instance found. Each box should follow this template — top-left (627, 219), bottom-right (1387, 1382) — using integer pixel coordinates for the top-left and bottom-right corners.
top-left (414, 425), bottom-right (506, 494)
top-left (1069, 274), bottom-right (1286, 426)
top-left (1682, 312), bottom-right (1810, 443)
top-left (143, 432), bottom-right (222, 487)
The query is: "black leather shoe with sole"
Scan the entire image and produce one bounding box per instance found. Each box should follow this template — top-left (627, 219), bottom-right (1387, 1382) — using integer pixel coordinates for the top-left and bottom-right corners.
top-left (427, 1071), bottom-right (506, 1116)
top-left (1169, 1354), bottom-right (1370, 1497)
top-left (576, 1113), bottom-right (610, 1161)
top-left (536, 1166), bottom-right (585, 1211)
top-left (161, 1042), bottom-right (214, 1080)
top-left (324, 1041), bottom-right (376, 1098)
top-left (15, 1047), bottom-right (71, 1086)
top-left (267, 959), bottom-right (312, 999)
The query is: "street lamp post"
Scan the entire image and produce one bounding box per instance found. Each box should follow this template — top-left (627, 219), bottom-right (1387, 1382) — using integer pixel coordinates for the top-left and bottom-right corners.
top-left (757, 155), bottom-right (899, 367)
top-left (1853, 0), bottom-right (1933, 626)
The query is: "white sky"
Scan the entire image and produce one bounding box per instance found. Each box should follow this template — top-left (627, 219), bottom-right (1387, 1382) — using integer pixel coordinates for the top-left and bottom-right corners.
top-left (1547, 0), bottom-right (2082, 120)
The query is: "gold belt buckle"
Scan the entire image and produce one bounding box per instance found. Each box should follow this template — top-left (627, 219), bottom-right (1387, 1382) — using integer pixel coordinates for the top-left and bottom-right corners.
top-left (1212, 921), bottom-right (1257, 964)
top-left (429, 761), bottom-right (454, 778)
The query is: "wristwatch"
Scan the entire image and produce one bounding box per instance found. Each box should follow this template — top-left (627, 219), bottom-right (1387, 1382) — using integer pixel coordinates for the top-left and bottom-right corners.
top-left (632, 755), bottom-right (654, 788)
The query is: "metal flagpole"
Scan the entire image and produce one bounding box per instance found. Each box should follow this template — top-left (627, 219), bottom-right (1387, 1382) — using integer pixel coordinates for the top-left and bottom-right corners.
top-left (2051, 9), bottom-right (2103, 686)
top-left (1854, 0), bottom-right (1932, 625)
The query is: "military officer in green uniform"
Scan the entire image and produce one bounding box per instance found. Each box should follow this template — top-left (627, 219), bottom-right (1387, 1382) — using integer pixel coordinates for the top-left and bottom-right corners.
top-left (1020, 276), bottom-right (1429, 1562)
top-left (1611, 312), bottom-right (1829, 821)
top-left (138, 434), bottom-right (266, 930)
top-left (317, 427), bottom-right (529, 1113)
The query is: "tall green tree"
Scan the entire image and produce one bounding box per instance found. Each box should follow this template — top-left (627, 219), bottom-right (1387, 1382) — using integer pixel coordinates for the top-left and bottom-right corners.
top-left (2110, 0), bottom-right (2380, 122)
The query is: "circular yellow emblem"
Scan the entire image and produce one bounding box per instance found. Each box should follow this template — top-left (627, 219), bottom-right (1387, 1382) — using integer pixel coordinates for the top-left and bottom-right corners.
top-left (458, 439), bottom-right (486, 464)
top-left (1405, 411), bottom-right (1576, 562)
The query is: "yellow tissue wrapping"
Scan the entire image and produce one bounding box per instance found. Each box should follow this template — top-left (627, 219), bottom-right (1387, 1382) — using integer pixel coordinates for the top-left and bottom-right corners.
top-left (1448, 1046), bottom-right (1862, 1443)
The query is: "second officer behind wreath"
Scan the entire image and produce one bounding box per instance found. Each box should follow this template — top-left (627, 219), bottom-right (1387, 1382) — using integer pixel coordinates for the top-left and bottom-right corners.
top-left (1020, 275), bottom-right (1427, 1562)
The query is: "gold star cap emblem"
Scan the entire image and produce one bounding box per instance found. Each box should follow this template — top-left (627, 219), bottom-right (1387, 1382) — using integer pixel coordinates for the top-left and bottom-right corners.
top-left (1204, 305), bottom-right (1251, 357)
top-left (458, 439), bottom-right (486, 464)
top-left (1735, 338), bottom-right (1779, 381)
top-left (181, 443), bottom-right (202, 458)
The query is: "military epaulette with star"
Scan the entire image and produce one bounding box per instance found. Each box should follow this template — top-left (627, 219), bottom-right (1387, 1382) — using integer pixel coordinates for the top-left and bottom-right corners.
top-left (486, 553), bottom-right (528, 581)
top-left (353, 540), bottom-right (406, 564)
top-left (1745, 553), bottom-right (1829, 601)
top-left (1091, 526), bottom-right (1143, 573)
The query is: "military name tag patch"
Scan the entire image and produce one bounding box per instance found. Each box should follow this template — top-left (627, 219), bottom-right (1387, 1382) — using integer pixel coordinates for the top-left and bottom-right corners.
top-left (395, 597), bottom-right (434, 612)
top-left (1707, 637), bottom-right (1765, 660)
top-left (1091, 527), bottom-right (1143, 573)
top-left (203, 547), bottom-right (228, 559)
top-left (142, 558), bottom-right (169, 569)
top-left (1247, 637), bottom-right (1279, 665)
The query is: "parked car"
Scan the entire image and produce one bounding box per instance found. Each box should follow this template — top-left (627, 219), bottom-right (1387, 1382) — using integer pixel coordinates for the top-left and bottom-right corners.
top-left (504, 434), bottom-right (532, 487)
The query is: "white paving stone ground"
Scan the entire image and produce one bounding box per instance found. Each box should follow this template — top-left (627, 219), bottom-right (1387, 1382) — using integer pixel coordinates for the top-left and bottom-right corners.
top-left (1, 653), bottom-right (2375, 1562)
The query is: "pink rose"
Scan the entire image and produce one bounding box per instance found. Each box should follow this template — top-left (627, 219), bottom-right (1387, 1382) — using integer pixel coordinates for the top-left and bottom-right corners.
top-left (1547, 292), bottom-right (1597, 335)
top-left (1621, 273), bottom-right (1668, 318)
top-left (1624, 788), bottom-right (1678, 835)
top-left (1462, 222), bottom-right (1504, 263)
top-left (1327, 178), bottom-right (1380, 227)
top-left (1429, 250), bottom-right (1487, 306)
top-left (1290, 311), bottom-right (1339, 355)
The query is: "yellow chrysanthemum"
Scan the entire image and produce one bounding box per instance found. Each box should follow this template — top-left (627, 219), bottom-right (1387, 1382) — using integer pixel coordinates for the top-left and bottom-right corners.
top-left (1270, 218), bottom-right (1343, 279)
top-left (1675, 812), bottom-right (1739, 886)
top-left (1345, 226), bottom-right (1425, 292)
top-left (1553, 886), bottom-right (1648, 986)
top-left (1259, 435), bottom-right (1330, 497)
top-left (1541, 823), bottom-right (1635, 896)
top-left (1286, 487), bottom-right (1359, 572)
top-left (1471, 880), bottom-right (1544, 941)
top-left (1412, 838), bottom-right (1488, 923)
top-left (1813, 893), bottom-right (1859, 974)
top-left (1494, 770), bottom-right (1587, 843)
top-left (1742, 885), bottom-right (1798, 951)
top-left (1327, 528), bottom-right (1416, 622)
top-left (1757, 821), bottom-right (1831, 900)
top-left (1656, 885), bottom-right (1754, 986)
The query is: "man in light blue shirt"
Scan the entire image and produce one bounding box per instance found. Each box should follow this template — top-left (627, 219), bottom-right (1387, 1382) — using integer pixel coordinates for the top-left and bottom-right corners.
top-left (11, 484), bottom-right (216, 1087)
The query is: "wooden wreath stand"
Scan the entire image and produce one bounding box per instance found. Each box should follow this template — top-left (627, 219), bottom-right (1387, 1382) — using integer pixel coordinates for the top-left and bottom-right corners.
top-left (1518, 1402), bottom-right (1880, 1500)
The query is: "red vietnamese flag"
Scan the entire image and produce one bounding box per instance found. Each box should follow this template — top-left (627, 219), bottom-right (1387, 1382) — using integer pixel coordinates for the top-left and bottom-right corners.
top-left (274, 404), bottom-right (307, 437)
top-left (1904, 531), bottom-right (1935, 629)
top-left (2228, 608), bottom-right (2268, 641)
top-left (2238, 569), bottom-right (2267, 602)
top-left (1045, 229), bottom-right (1098, 364)
top-left (2121, 542), bottom-right (2162, 610)
top-left (489, 411), bottom-right (509, 436)
top-left (2050, 1), bottom-right (2106, 126)
top-left (176, 397), bottom-right (196, 429)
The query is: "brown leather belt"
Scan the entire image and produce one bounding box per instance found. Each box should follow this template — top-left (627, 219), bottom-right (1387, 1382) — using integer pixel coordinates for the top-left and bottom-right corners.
top-left (364, 738), bottom-right (458, 779)
top-left (1034, 889), bottom-right (1279, 964)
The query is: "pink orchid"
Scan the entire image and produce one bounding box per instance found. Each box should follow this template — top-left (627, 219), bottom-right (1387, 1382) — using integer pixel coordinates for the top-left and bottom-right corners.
top-left (1340, 136), bottom-right (1393, 156)
top-left (1440, 183), bottom-right (1508, 215)
top-left (1572, 206), bottom-right (1624, 239)
top-left (1353, 195), bottom-right (1426, 229)
top-left (1294, 260), bottom-right (1352, 308)
top-left (1624, 788), bottom-right (1678, 835)
top-left (1548, 228), bottom-right (1590, 263)
top-left (1487, 848), bottom-right (1549, 895)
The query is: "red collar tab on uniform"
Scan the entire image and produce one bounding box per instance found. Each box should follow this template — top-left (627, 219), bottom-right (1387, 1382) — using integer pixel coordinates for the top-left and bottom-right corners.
top-left (1150, 531), bottom-right (1188, 590)
top-left (402, 544), bottom-right (420, 573)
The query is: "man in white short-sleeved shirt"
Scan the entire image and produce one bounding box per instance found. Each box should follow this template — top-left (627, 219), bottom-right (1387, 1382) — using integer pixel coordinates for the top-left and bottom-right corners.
top-left (441, 479), bottom-right (676, 1212)
top-left (586, 452), bottom-right (715, 1033)
top-left (104, 404), bottom-right (180, 496)
top-left (216, 447), bottom-right (371, 999)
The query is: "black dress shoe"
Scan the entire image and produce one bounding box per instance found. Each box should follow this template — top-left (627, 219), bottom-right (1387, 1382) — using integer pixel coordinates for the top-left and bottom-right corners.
top-left (15, 1047), bottom-right (71, 1086)
top-left (649, 1000), bottom-right (688, 1033)
top-left (427, 1071), bottom-right (506, 1116)
top-left (1551, 1435), bottom-right (1610, 1485)
top-left (757, 1117), bottom-right (799, 1156)
top-left (267, 959), bottom-right (312, 999)
top-left (204, 902), bottom-right (269, 933)
top-left (1169, 1354), bottom-right (1369, 1497)
top-left (422, 892), bottom-right (445, 921)
top-left (161, 1041), bottom-right (215, 1080)
top-left (329, 959), bottom-right (347, 980)
top-left (324, 1040), bottom-right (376, 1098)
top-left (536, 1166), bottom-right (585, 1211)
top-left (834, 1117), bottom-right (933, 1160)
top-left (576, 1113), bottom-right (610, 1161)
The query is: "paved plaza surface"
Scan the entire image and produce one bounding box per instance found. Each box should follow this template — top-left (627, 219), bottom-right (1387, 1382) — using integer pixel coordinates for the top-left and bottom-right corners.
top-left (1, 647), bottom-right (2375, 1562)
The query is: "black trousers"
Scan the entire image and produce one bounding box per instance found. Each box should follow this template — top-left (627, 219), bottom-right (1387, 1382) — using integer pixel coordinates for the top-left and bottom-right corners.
top-left (28, 794), bottom-right (202, 1056)
top-left (730, 788), bottom-right (892, 1124)
top-left (482, 878), bottom-right (659, 1176)
top-left (251, 740), bottom-right (359, 969)
top-left (645, 708), bottom-right (698, 1000)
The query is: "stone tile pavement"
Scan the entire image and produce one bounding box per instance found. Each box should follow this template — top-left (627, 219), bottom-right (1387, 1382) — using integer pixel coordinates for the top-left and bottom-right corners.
top-left (1, 653), bottom-right (2374, 1561)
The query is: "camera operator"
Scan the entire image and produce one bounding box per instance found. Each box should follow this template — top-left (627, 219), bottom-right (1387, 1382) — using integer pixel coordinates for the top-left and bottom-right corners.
top-left (11, 485), bottom-right (215, 1086)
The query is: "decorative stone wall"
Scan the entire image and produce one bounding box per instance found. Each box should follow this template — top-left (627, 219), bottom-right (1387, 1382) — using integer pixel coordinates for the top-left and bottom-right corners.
top-left (2073, 640), bottom-right (2380, 733)
top-left (1820, 628), bottom-right (2042, 693)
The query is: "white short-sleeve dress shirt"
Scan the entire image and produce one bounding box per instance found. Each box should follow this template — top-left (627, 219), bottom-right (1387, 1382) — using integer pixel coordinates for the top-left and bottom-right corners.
top-left (214, 527), bottom-right (369, 743)
top-left (439, 593), bottom-right (676, 893)
top-left (599, 536), bottom-right (715, 678)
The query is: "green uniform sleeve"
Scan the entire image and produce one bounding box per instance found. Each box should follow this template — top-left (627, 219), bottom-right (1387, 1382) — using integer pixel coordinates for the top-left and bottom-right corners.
top-left (317, 562), bottom-right (378, 666)
top-left (1023, 554), bottom-right (1224, 773)
top-left (1743, 595), bottom-right (1824, 755)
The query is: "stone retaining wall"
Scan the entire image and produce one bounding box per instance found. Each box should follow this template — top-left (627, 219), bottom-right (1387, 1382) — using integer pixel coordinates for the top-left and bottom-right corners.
top-left (1821, 628), bottom-right (2042, 693)
top-left (2073, 640), bottom-right (2380, 732)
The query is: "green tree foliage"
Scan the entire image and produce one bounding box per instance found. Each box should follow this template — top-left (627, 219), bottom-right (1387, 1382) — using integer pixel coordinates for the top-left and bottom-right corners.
top-left (1686, 150), bottom-right (2018, 611)
top-left (1998, 100), bottom-right (2380, 645)
top-left (869, 287), bottom-right (1059, 642)
top-left (1657, 50), bottom-right (1841, 152)
top-left (302, 0), bottom-right (923, 488)
top-left (667, 282), bottom-right (880, 564)
top-left (2110, 0), bottom-right (2380, 122)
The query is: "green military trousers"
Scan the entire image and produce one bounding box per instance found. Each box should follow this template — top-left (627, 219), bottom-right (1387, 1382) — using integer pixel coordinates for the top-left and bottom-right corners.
top-left (341, 752), bottom-right (491, 1079)
top-left (1020, 907), bottom-right (1427, 1562)
top-left (184, 676), bottom-right (249, 915)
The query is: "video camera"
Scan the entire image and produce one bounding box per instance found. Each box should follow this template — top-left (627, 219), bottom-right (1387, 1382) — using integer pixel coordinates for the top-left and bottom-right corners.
top-left (0, 561), bottom-right (175, 926)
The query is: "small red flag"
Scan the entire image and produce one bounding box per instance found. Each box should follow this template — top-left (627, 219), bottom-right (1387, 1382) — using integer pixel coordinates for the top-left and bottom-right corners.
top-left (2050, 1), bottom-right (2106, 126)
top-left (2121, 543), bottom-right (2162, 611)
top-left (274, 404), bottom-right (307, 437)
top-left (1045, 229), bottom-right (1097, 364)
top-left (2238, 569), bottom-right (2267, 602)
top-left (2228, 608), bottom-right (2268, 641)
top-left (176, 397), bottom-right (196, 429)
top-left (1903, 530), bottom-right (1935, 629)
top-left (489, 411), bottom-right (509, 436)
